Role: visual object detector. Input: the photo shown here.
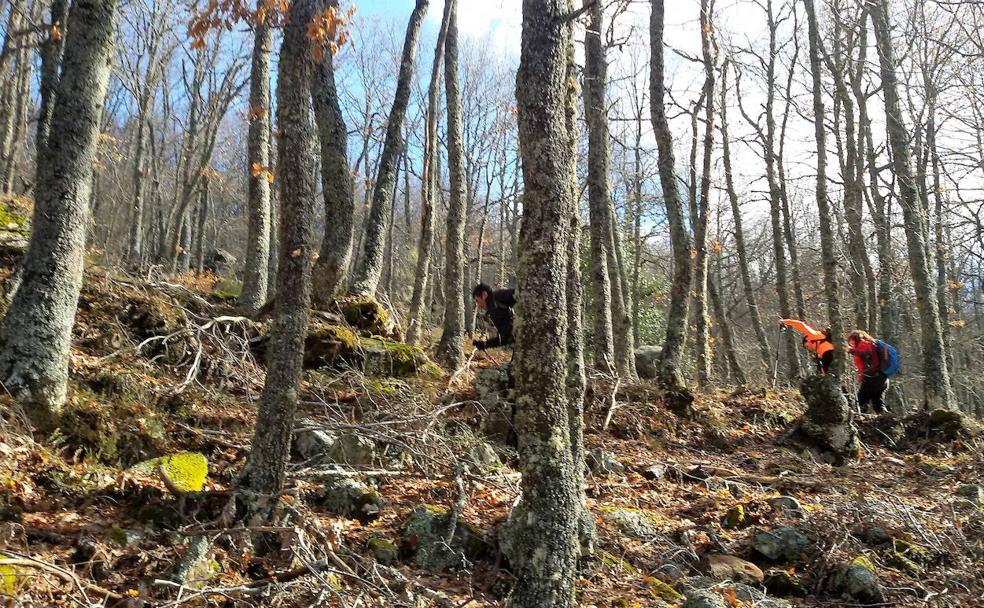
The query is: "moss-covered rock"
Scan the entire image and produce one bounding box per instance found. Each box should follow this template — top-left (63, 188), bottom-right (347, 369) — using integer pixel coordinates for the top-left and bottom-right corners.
top-left (132, 452), bottom-right (208, 493)
top-left (359, 337), bottom-right (443, 379)
top-left (303, 323), bottom-right (358, 368)
top-left (646, 576), bottom-right (684, 602)
top-left (326, 433), bottom-right (377, 466)
top-left (59, 385), bottom-right (167, 466)
top-left (367, 537), bottom-right (398, 564)
top-left (170, 537), bottom-right (220, 589)
top-left (722, 504), bottom-right (747, 529)
top-left (399, 504), bottom-right (491, 571)
top-left (764, 568), bottom-right (807, 597)
top-left (957, 484), bottom-right (984, 506)
top-left (334, 295), bottom-right (396, 338)
top-left (831, 557), bottom-right (884, 605)
top-left (598, 506), bottom-right (662, 539)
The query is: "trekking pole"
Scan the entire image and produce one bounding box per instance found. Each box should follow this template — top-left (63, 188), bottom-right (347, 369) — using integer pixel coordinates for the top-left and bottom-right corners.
top-left (772, 322), bottom-right (783, 389)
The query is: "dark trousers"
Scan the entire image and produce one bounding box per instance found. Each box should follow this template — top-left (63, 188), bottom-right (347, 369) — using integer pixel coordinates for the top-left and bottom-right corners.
top-left (815, 351), bottom-right (833, 375)
top-left (858, 373), bottom-right (889, 413)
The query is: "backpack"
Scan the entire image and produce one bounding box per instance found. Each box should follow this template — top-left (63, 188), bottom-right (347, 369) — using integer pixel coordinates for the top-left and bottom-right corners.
top-left (875, 340), bottom-right (900, 377)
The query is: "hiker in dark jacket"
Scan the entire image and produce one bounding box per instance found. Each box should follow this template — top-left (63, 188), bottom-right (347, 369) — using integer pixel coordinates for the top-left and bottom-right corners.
top-left (848, 330), bottom-right (888, 413)
top-left (472, 283), bottom-right (515, 350)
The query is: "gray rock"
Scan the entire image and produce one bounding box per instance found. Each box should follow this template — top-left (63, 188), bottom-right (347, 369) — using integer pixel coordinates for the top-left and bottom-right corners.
top-left (752, 526), bottom-right (810, 561)
top-left (832, 560), bottom-right (884, 605)
top-left (367, 536), bottom-right (398, 564)
top-left (293, 418), bottom-right (338, 461)
top-left (682, 589), bottom-right (728, 608)
top-left (641, 462), bottom-right (669, 481)
top-left (306, 469), bottom-right (384, 524)
top-left (599, 507), bottom-right (660, 539)
top-left (656, 562), bottom-right (687, 582)
top-left (768, 496), bottom-right (804, 515)
top-left (204, 248), bottom-right (237, 276)
top-left (327, 433), bottom-right (377, 466)
top-left (860, 525), bottom-right (892, 546)
top-left (476, 364), bottom-right (515, 444)
top-left (635, 345), bottom-right (663, 380)
top-left (956, 484), bottom-right (984, 506)
top-left (467, 442), bottom-right (502, 474)
top-left (587, 448), bottom-right (625, 474)
top-left (400, 504), bottom-right (490, 572)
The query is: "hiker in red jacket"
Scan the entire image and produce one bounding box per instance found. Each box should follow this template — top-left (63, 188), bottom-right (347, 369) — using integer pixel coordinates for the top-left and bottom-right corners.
top-left (847, 330), bottom-right (888, 414)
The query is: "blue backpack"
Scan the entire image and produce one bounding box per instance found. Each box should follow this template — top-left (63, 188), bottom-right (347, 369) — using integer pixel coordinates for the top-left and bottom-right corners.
top-left (875, 340), bottom-right (900, 377)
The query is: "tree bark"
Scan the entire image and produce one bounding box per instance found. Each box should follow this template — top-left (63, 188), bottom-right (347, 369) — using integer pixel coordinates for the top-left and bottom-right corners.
top-left (350, 0), bottom-right (429, 296)
top-left (500, 1), bottom-right (580, 605)
top-left (650, 0), bottom-right (692, 396)
top-left (36, 0), bottom-right (69, 156)
top-left (240, 16), bottom-right (274, 315)
top-left (241, 0), bottom-right (319, 509)
top-left (193, 179), bottom-right (209, 274)
top-left (869, 0), bottom-right (953, 409)
top-left (404, 7), bottom-right (447, 343)
top-left (438, 0), bottom-right (466, 368)
top-left (0, 0), bottom-right (118, 429)
top-left (803, 0), bottom-right (846, 375)
top-left (692, 0), bottom-right (716, 387)
top-left (311, 24), bottom-right (355, 305)
top-left (583, 0), bottom-right (615, 371)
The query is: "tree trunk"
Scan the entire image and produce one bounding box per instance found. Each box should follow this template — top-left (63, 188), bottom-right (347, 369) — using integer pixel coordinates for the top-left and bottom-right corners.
top-left (692, 0), bottom-right (716, 387)
top-left (803, 0), bottom-right (846, 375)
top-left (0, 0), bottom-right (118, 429)
top-left (240, 17), bottom-right (274, 315)
top-left (709, 278), bottom-right (746, 385)
top-left (720, 60), bottom-right (771, 370)
top-left (127, 101), bottom-right (150, 268)
top-left (870, 0), bottom-right (953, 409)
top-left (193, 180), bottom-right (209, 274)
top-left (311, 27), bottom-right (355, 305)
top-left (241, 0), bottom-right (318, 512)
top-left (500, 1), bottom-right (580, 605)
top-left (438, 0), bottom-right (466, 368)
top-left (405, 10), bottom-right (447, 344)
top-left (649, 0), bottom-right (692, 397)
top-left (583, 0), bottom-right (615, 371)
top-left (36, 0), bottom-right (69, 156)
top-left (350, 0), bottom-right (429, 296)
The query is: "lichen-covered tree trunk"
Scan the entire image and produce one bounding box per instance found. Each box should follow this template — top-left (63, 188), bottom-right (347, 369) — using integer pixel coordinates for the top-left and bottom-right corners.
top-left (126, 101), bottom-right (150, 268)
top-left (438, 0), bottom-right (466, 369)
top-left (0, 0), bottom-right (118, 429)
top-left (692, 0), bottom-right (716, 387)
top-left (709, 278), bottom-right (746, 385)
top-left (36, 0), bottom-right (69, 156)
top-left (650, 0), bottom-right (692, 397)
top-left (500, 1), bottom-right (580, 605)
top-left (607, 195), bottom-right (635, 377)
top-left (240, 17), bottom-right (273, 315)
top-left (583, 0), bottom-right (615, 371)
top-left (721, 61), bottom-right (770, 370)
top-left (870, 0), bottom-right (953, 410)
top-left (311, 24), bottom-right (355, 306)
top-left (241, 0), bottom-right (318, 507)
top-left (350, 0), bottom-right (428, 296)
top-left (177, 210), bottom-right (192, 273)
top-left (193, 180), bottom-right (209, 274)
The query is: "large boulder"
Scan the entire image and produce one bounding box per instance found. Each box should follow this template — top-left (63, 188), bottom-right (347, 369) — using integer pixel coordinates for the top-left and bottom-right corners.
top-left (598, 506), bottom-right (661, 539)
top-left (399, 504), bottom-right (490, 571)
top-left (334, 294), bottom-right (399, 339)
top-left (635, 346), bottom-right (663, 380)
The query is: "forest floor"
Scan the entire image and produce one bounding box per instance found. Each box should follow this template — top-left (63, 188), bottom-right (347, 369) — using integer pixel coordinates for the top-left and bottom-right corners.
top-left (0, 265), bottom-right (982, 608)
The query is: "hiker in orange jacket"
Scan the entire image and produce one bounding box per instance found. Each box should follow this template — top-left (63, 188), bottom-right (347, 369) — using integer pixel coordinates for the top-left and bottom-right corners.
top-left (780, 319), bottom-right (835, 375)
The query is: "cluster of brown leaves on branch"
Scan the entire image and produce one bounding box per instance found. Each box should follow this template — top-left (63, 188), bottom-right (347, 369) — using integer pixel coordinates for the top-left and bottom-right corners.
top-left (188, 0), bottom-right (356, 60)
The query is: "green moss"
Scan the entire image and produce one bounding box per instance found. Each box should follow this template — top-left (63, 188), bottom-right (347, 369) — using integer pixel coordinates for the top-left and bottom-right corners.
top-left (304, 323), bottom-right (360, 368)
top-left (132, 452), bottom-right (208, 493)
top-left (336, 295), bottom-right (390, 332)
top-left (851, 555), bottom-right (876, 573)
top-left (210, 290), bottom-right (238, 302)
top-left (645, 576), bottom-right (684, 602)
top-left (600, 551), bottom-right (637, 574)
top-left (60, 385), bottom-right (167, 466)
top-left (367, 537), bottom-right (398, 564)
top-left (722, 504), bottom-right (747, 529)
top-left (360, 337), bottom-right (443, 379)
top-left (0, 200), bottom-right (28, 231)
top-left (214, 278), bottom-right (241, 297)
top-left (892, 539), bottom-right (930, 564)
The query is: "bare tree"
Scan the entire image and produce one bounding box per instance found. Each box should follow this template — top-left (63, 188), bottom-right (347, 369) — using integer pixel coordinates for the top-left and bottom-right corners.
top-left (0, 0), bottom-right (119, 429)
